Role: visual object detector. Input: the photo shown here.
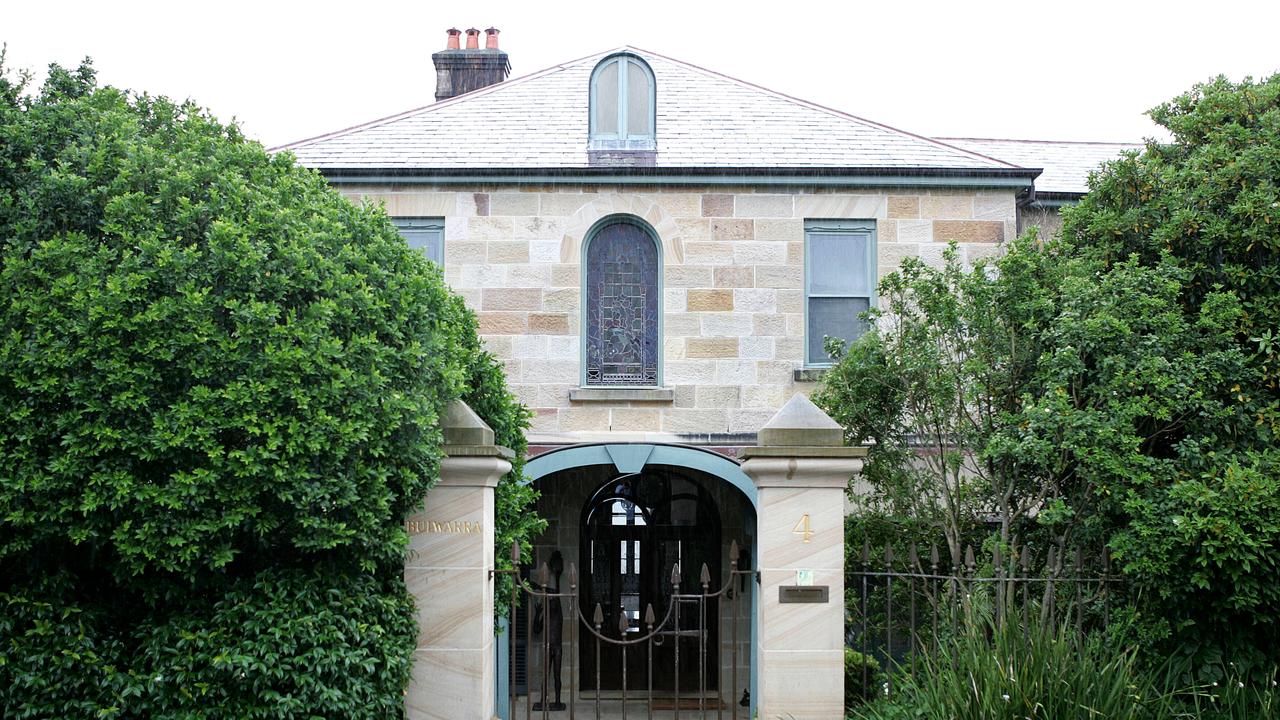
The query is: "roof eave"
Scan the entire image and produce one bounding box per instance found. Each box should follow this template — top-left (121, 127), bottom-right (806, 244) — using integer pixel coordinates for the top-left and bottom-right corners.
top-left (1027, 190), bottom-right (1086, 208)
top-left (315, 165), bottom-right (1042, 190)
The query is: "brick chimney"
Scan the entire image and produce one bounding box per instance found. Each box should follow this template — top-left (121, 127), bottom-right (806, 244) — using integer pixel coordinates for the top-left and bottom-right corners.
top-left (432, 26), bottom-right (511, 102)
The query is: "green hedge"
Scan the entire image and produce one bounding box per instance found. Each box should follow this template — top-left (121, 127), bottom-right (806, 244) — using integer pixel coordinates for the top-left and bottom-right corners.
top-left (0, 56), bottom-right (536, 717)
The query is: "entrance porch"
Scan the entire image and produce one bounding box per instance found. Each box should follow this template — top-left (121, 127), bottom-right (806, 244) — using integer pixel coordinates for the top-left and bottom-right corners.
top-left (506, 444), bottom-right (758, 718)
top-left (406, 395), bottom-right (863, 720)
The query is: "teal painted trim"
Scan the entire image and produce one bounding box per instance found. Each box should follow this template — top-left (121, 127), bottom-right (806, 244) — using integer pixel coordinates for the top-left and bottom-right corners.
top-left (495, 617), bottom-right (510, 719)
top-left (322, 173), bottom-right (1036, 190)
top-left (604, 444), bottom-right (655, 473)
top-left (587, 55), bottom-right (611, 140)
top-left (525, 444), bottom-right (614, 477)
top-left (589, 53), bottom-right (656, 147)
top-left (646, 445), bottom-right (757, 509)
top-left (578, 215), bottom-right (665, 388)
top-left (803, 219), bottom-right (878, 367)
top-left (391, 216), bottom-right (445, 266)
top-left (752, 571), bottom-right (759, 719)
top-left (523, 443), bottom-right (758, 509)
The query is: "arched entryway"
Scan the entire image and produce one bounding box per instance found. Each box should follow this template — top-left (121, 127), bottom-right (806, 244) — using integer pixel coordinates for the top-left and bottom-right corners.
top-left (581, 466), bottom-right (724, 694)
top-left (499, 444), bottom-right (758, 718)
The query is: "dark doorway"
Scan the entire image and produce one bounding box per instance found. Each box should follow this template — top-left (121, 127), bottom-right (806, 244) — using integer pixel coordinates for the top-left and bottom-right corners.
top-left (579, 466), bottom-right (721, 694)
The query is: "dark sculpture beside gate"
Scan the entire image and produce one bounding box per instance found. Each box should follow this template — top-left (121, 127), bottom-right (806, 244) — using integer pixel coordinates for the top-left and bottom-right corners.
top-left (532, 551), bottom-right (566, 712)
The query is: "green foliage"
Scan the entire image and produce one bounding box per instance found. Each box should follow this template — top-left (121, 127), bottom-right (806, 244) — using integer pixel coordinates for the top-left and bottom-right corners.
top-left (128, 568), bottom-right (416, 718)
top-left (848, 617), bottom-right (1280, 720)
top-left (1160, 666), bottom-right (1280, 720)
top-left (1, 569), bottom-right (416, 719)
top-left (0, 61), bottom-right (464, 580)
top-left (0, 574), bottom-right (133, 718)
top-left (850, 619), bottom-right (1159, 720)
top-left (1056, 73), bottom-right (1280, 670)
top-left (845, 647), bottom-right (882, 710)
top-left (815, 236), bottom-right (1068, 565)
top-left (825, 73), bottom-right (1280, 675)
top-left (0, 55), bottom-right (535, 716)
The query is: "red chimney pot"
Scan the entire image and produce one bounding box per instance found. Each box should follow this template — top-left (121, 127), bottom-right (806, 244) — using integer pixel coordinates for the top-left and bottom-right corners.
top-left (485, 27), bottom-right (500, 49)
top-left (465, 28), bottom-right (480, 49)
top-left (445, 28), bottom-right (461, 50)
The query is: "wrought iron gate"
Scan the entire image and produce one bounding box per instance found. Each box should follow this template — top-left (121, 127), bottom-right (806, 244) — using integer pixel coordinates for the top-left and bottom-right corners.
top-left (498, 539), bottom-right (755, 719)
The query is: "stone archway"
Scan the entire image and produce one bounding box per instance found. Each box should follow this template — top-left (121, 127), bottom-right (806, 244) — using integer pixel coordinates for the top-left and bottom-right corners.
top-left (503, 443), bottom-right (759, 718)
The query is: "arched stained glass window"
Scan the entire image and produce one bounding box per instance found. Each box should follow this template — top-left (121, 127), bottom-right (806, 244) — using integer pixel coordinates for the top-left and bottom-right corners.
top-left (589, 53), bottom-right (656, 151)
top-left (584, 218), bottom-right (660, 386)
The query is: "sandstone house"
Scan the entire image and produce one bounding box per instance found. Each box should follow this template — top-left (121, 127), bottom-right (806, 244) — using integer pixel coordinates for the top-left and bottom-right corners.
top-left (279, 27), bottom-right (1139, 720)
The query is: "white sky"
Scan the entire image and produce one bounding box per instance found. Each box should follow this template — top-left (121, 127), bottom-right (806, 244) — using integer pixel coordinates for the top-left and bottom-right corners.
top-left (6, 0), bottom-right (1279, 150)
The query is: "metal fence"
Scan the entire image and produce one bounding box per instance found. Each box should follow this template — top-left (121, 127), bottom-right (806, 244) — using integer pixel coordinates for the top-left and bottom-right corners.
top-left (845, 541), bottom-right (1117, 696)
top-left (498, 539), bottom-right (756, 720)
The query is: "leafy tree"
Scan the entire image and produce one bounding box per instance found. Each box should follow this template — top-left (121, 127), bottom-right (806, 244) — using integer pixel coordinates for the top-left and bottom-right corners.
top-left (1056, 73), bottom-right (1280, 673)
top-left (822, 72), bottom-right (1280, 675)
top-left (814, 237), bottom-right (1066, 565)
top-left (0, 55), bottom-right (536, 717)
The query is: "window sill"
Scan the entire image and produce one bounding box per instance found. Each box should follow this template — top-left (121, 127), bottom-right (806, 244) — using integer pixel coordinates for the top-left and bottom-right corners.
top-left (793, 368), bottom-right (830, 383)
top-left (569, 387), bottom-right (675, 403)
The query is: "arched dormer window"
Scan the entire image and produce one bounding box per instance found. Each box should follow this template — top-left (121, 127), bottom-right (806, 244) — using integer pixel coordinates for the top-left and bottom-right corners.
top-left (583, 216), bottom-right (661, 386)
top-left (589, 54), bottom-right (656, 151)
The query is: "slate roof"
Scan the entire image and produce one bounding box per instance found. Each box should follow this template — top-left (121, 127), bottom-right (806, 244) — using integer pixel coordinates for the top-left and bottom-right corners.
top-left (939, 138), bottom-right (1143, 196)
top-left (280, 47), bottom-right (1020, 173)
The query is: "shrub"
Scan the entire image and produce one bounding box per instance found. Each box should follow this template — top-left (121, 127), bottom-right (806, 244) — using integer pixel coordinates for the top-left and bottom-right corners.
top-left (128, 568), bottom-right (416, 718)
top-left (845, 647), bottom-right (882, 709)
top-left (850, 618), bottom-right (1158, 720)
top-left (0, 574), bottom-right (133, 718)
top-left (0, 56), bottom-right (532, 716)
top-left (1058, 72), bottom-right (1280, 672)
top-left (0, 60), bottom-right (464, 581)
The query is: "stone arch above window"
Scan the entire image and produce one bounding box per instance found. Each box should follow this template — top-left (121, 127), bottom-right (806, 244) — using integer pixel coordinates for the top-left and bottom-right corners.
top-left (589, 53), bottom-right (656, 151)
top-left (582, 216), bottom-right (661, 387)
top-left (560, 194), bottom-right (682, 264)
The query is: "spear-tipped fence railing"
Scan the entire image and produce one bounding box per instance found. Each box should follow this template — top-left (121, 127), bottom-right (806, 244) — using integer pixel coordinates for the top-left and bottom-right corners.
top-left (845, 541), bottom-right (1117, 698)
top-left (496, 539), bottom-right (757, 720)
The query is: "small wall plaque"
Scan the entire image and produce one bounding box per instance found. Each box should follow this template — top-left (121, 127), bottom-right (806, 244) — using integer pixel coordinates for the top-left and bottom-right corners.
top-left (779, 585), bottom-right (829, 604)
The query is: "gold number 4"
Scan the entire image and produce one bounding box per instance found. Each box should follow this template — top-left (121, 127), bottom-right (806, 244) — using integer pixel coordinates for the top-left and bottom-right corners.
top-left (792, 514), bottom-right (814, 543)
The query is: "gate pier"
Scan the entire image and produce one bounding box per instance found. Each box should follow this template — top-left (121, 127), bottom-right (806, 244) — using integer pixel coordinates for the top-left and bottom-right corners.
top-left (405, 400), bottom-right (512, 720)
top-left (740, 394), bottom-right (865, 720)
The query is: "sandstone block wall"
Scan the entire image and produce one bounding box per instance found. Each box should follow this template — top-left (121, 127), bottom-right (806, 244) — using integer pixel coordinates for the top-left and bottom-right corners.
top-left (340, 185), bottom-right (1017, 442)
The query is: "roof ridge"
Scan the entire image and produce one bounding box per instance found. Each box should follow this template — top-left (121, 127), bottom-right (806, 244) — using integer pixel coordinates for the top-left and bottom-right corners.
top-left (939, 136), bottom-right (1144, 146)
top-left (271, 47), bottom-right (621, 152)
top-left (626, 46), bottom-right (1021, 170)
